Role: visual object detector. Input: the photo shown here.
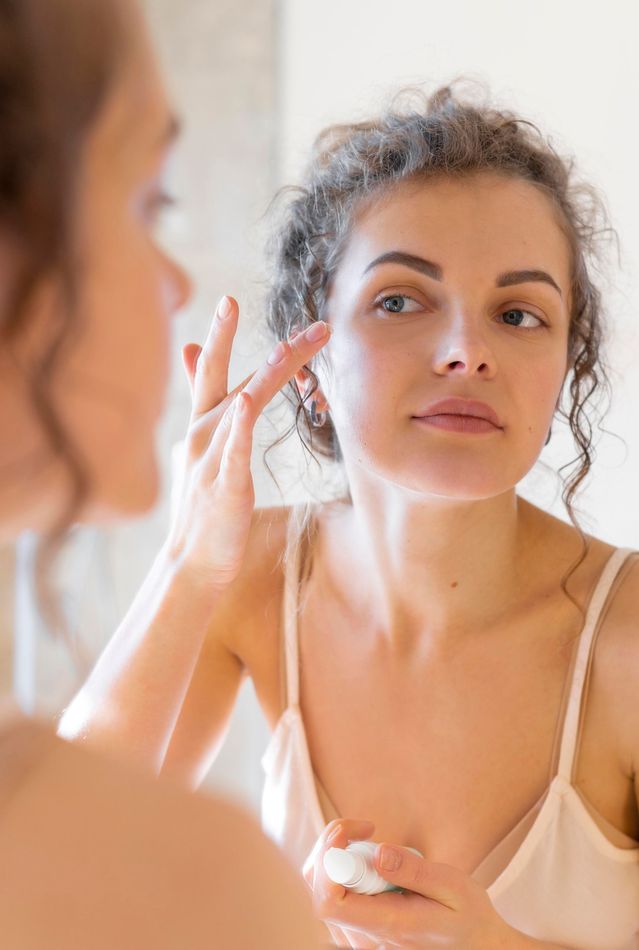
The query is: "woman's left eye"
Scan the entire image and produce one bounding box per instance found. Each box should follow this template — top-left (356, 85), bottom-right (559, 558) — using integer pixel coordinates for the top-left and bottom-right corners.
top-left (378, 293), bottom-right (422, 314)
top-left (499, 308), bottom-right (544, 329)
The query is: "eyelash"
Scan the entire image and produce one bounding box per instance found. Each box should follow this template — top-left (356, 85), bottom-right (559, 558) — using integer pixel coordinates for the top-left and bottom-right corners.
top-left (374, 292), bottom-right (546, 330)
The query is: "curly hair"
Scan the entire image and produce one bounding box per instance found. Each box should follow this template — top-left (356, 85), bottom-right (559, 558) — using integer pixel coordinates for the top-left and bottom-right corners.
top-left (0, 0), bottom-right (125, 663)
top-left (264, 81), bottom-right (616, 607)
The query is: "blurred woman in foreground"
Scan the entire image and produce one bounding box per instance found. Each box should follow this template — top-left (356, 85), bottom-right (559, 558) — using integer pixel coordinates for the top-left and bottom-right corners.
top-left (0, 1), bottom-right (321, 946)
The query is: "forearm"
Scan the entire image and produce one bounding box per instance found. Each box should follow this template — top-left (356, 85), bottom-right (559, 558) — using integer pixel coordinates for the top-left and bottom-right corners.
top-left (57, 544), bottom-right (223, 773)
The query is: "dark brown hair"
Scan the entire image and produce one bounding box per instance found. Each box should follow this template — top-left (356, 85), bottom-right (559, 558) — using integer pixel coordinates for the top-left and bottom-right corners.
top-left (264, 81), bottom-right (616, 606)
top-left (0, 0), bottom-right (125, 663)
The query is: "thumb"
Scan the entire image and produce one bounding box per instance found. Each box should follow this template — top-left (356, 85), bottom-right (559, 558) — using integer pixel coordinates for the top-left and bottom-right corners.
top-left (374, 845), bottom-right (461, 909)
top-left (182, 343), bottom-right (202, 395)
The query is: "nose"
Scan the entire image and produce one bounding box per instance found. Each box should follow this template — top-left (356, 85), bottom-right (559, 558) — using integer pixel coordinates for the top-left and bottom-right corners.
top-left (432, 313), bottom-right (496, 379)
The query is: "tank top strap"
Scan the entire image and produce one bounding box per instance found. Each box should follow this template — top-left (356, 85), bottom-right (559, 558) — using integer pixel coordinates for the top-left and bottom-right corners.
top-left (281, 505), bottom-right (316, 709)
top-left (556, 546), bottom-right (635, 782)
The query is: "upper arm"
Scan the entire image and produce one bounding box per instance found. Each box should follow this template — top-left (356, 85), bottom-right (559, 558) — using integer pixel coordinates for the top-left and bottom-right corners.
top-left (160, 506), bottom-right (289, 789)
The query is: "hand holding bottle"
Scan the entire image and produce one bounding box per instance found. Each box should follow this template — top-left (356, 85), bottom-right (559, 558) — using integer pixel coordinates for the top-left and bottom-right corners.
top-left (304, 818), bottom-right (516, 949)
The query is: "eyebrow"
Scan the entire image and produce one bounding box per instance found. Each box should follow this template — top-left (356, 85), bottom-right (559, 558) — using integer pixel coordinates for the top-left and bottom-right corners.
top-left (362, 251), bottom-right (563, 298)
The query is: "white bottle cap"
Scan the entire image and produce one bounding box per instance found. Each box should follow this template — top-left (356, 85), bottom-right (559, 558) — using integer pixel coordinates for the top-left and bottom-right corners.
top-left (323, 847), bottom-right (365, 886)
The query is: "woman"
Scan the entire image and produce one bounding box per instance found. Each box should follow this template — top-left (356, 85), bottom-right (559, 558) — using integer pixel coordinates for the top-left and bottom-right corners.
top-left (0, 1), bottom-right (322, 946)
top-left (60, 85), bottom-right (639, 947)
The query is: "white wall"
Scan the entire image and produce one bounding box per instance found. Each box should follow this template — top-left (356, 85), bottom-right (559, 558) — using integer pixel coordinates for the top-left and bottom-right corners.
top-left (279, 0), bottom-right (639, 545)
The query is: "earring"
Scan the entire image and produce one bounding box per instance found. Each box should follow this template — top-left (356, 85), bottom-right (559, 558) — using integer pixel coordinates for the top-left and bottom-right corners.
top-left (310, 400), bottom-right (327, 428)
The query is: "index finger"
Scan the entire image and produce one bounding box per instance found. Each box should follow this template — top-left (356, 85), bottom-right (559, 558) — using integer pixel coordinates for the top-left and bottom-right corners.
top-left (239, 321), bottom-right (332, 417)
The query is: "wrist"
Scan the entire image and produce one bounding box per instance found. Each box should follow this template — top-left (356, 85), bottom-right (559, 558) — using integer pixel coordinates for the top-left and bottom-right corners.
top-left (158, 536), bottom-right (223, 590)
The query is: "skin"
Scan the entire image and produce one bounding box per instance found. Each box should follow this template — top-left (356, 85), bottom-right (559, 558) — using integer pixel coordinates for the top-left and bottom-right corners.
top-left (296, 173), bottom-right (574, 651)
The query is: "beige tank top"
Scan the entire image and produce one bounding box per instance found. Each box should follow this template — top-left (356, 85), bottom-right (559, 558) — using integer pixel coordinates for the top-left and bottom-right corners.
top-left (261, 510), bottom-right (639, 948)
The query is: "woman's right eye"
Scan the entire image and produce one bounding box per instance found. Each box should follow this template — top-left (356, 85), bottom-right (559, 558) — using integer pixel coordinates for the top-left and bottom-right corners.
top-left (377, 293), bottom-right (422, 314)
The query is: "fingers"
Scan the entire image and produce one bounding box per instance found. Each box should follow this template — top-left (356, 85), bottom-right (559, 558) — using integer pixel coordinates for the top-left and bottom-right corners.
top-left (188, 295), bottom-right (331, 433)
top-left (373, 847), bottom-right (463, 908)
top-left (184, 305), bottom-right (331, 484)
top-left (182, 343), bottom-right (202, 396)
top-left (218, 391), bottom-right (254, 490)
top-left (191, 295), bottom-right (238, 417)
top-left (196, 320), bottom-right (331, 478)
top-left (303, 819), bottom-right (404, 939)
top-left (239, 320), bottom-right (332, 418)
top-left (303, 818), bottom-right (375, 890)
top-left (198, 391), bottom-right (244, 482)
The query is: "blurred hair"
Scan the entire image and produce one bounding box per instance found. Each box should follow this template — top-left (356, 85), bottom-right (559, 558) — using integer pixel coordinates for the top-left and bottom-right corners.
top-left (264, 80), bottom-right (616, 608)
top-left (0, 0), bottom-right (125, 661)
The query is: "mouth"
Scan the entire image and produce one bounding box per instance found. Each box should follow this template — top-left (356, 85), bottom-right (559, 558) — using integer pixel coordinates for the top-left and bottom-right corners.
top-left (413, 398), bottom-right (503, 431)
top-left (412, 414), bottom-right (500, 434)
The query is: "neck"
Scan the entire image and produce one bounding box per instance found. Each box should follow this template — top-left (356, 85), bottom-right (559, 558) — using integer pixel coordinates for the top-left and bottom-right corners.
top-left (317, 486), bottom-right (545, 656)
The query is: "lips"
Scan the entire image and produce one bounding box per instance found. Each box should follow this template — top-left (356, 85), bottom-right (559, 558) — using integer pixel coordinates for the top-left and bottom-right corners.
top-left (413, 398), bottom-right (503, 428)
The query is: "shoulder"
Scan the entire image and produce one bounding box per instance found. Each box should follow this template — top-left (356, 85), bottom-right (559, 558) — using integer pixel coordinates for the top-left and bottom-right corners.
top-left (586, 546), bottom-right (639, 780)
top-left (0, 726), bottom-right (317, 948)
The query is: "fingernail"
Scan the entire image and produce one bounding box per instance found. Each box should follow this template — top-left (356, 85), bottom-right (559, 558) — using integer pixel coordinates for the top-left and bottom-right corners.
top-left (305, 321), bottom-right (329, 342)
top-left (217, 296), bottom-right (232, 320)
top-left (378, 845), bottom-right (401, 871)
top-left (267, 340), bottom-right (287, 365)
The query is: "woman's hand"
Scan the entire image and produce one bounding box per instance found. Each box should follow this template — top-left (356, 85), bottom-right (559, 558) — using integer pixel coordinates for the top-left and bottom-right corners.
top-left (166, 294), bottom-right (330, 588)
top-left (304, 819), bottom-right (516, 950)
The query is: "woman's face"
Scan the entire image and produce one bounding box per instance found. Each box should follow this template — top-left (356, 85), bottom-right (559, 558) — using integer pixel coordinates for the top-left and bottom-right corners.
top-left (0, 3), bottom-right (190, 530)
top-left (314, 173), bottom-right (572, 501)
top-left (63, 11), bottom-right (191, 519)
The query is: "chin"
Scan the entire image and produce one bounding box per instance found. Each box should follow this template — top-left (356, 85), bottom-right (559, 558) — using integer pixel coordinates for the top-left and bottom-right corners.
top-left (380, 454), bottom-right (530, 501)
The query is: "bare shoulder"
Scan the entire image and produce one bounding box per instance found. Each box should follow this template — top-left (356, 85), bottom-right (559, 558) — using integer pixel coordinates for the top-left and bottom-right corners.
top-left (588, 546), bottom-right (639, 779)
top-left (518, 498), bottom-right (618, 600)
top-left (0, 728), bottom-right (318, 949)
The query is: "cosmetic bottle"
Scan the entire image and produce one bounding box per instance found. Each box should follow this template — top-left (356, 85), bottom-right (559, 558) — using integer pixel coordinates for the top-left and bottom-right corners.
top-left (323, 840), bottom-right (423, 896)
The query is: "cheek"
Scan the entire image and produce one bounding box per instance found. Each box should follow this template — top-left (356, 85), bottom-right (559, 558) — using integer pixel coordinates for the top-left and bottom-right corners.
top-left (517, 353), bottom-right (567, 438)
top-left (325, 336), bottom-right (401, 436)
top-left (53, 228), bottom-right (171, 515)
top-left (83, 221), bottom-right (171, 407)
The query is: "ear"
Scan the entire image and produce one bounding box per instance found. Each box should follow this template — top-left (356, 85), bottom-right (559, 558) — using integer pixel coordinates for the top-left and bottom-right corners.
top-left (293, 367), bottom-right (329, 411)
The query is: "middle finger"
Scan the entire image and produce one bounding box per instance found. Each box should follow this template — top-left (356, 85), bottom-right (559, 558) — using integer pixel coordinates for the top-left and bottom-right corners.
top-left (238, 321), bottom-right (332, 416)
